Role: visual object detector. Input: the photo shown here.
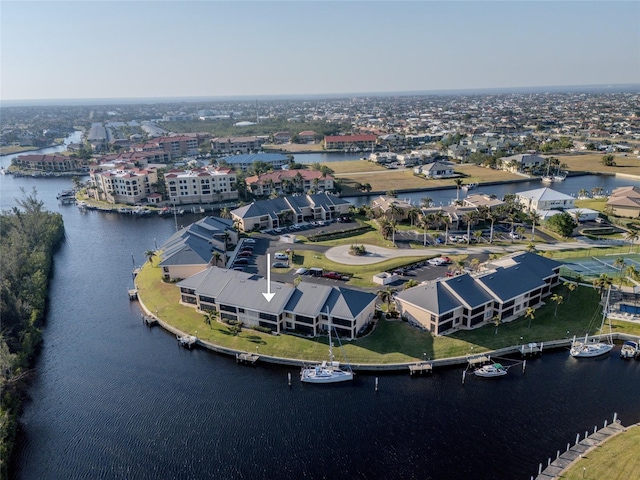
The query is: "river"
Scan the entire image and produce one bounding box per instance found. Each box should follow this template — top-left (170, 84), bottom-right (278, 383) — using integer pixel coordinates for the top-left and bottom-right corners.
top-left (2, 137), bottom-right (640, 479)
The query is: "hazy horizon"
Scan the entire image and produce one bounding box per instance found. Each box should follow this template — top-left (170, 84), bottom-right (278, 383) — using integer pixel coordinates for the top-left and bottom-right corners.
top-left (2, 83), bottom-right (639, 108)
top-left (2, 1), bottom-right (639, 103)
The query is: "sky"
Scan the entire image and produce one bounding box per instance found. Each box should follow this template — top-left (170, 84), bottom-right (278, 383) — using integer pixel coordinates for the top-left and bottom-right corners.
top-left (1, 1), bottom-right (639, 101)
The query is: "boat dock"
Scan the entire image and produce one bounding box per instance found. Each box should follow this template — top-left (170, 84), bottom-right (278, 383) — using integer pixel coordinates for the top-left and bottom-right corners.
top-left (409, 362), bottom-right (433, 375)
top-left (521, 342), bottom-right (544, 357)
top-left (177, 334), bottom-right (197, 348)
top-left (534, 414), bottom-right (625, 480)
top-left (467, 355), bottom-right (491, 367)
top-left (141, 314), bottom-right (157, 327)
top-left (128, 289), bottom-right (138, 300)
top-left (236, 353), bottom-right (260, 365)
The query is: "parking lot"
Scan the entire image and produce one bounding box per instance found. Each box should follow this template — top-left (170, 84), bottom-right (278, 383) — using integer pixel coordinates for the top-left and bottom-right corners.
top-left (227, 230), bottom-right (490, 292)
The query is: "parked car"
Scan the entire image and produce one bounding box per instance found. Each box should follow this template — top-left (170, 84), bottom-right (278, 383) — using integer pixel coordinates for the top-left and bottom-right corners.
top-left (274, 252), bottom-right (289, 260)
top-left (243, 238), bottom-right (256, 244)
top-left (428, 257), bottom-right (451, 266)
top-left (323, 271), bottom-right (347, 280)
top-left (234, 258), bottom-right (249, 265)
top-left (295, 267), bottom-right (308, 275)
top-left (232, 267), bottom-right (245, 272)
top-left (272, 262), bottom-right (289, 268)
top-left (237, 251), bottom-right (252, 257)
top-left (509, 231), bottom-right (521, 239)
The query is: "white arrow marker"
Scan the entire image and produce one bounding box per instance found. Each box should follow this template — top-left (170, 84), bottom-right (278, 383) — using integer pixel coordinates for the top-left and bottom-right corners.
top-left (262, 253), bottom-right (275, 302)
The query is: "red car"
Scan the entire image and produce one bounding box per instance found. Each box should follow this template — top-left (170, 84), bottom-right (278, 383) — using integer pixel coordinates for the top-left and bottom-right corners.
top-left (237, 251), bottom-right (252, 257)
top-left (323, 271), bottom-right (346, 280)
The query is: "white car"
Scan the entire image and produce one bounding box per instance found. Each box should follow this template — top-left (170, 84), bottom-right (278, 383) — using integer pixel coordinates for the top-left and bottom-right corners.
top-left (509, 231), bottom-right (520, 239)
top-left (295, 267), bottom-right (308, 275)
top-left (274, 252), bottom-right (289, 260)
top-left (243, 238), bottom-right (256, 244)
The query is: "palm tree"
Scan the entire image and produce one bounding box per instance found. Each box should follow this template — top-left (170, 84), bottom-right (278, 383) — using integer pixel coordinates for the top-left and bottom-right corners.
top-left (387, 203), bottom-right (404, 222)
top-left (407, 207), bottom-right (421, 227)
top-left (202, 309), bottom-right (218, 328)
top-left (525, 307), bottom-right (535, 329)
top-left (625, 264), bottom-right (639, 282)
top-left (212, 251), bottom-right (222, 267)
top-left (420, 197), bottom-right (433, 208)
top-left (473, 229), bottom-right (483, 243)
top-left (442, 214), bottom-right (452, 245)
top-left (516, 225), bottom-right (526, 241)
top-left (593, 274), bottom-right (613, 297)
top-left (454, 178), bottom-right (464, 201)
top-left (463, 211), bottom-right (479, 245)
top-left (403, 279), bottom-right (419, 290)
top-left (486, 209), bottom-right (500, 244)
top-left (614, 257), bottom-right (626, 276)
top-left (376, 286), bottom-right (396, 312)
top-left (563, 281), bottom-right (577, 301)
top-left (526, 243), bottom-right (537, 252)
top-left (145, 250), bottom-right (156, 265)
top-left (625, 230), bottom-right (640, 253)
top-left (389, 218), bottom-right (398, 246)
top-left (550, 293), bottom-right (563, 316)
top-left (220, 207), bottom-right (231, 219)
top-left (493, 314), bottom-right (501, 334)
top-left (419, 213), bottom-right (430, 247)
top-left (529, 210), bottom-right (541, 242)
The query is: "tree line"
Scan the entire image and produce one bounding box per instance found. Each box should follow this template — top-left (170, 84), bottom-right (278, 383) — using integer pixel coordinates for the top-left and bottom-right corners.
top-left (0, 188), bottom-right (65, 480)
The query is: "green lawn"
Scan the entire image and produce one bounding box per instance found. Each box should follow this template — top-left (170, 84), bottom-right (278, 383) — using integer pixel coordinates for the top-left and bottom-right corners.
top-left (559, 425), bottom-right (640, 480)
top-left (136, 262), bottom-right (640, 364)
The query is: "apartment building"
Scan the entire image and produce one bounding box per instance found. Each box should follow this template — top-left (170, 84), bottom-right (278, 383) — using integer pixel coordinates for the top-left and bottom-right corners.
top-left (210, 136), bottom-right (266, 154)
top-left (245, 169), bottom-right (334, 196)
top-left (13, 154), bottom-right (83, 172)
top-left (165, 166), bottom-right (238, 205)
top-left (395, 252), bottom-right (561, 335)
top-left (90, 167), bottom-right (158, 205)
top-left (177, 267), bottom-right (376, 339)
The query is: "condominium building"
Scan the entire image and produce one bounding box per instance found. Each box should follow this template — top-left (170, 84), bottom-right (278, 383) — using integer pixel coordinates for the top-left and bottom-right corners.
top-left (210, 136), bottom-right (266, 154)
top-left (165, 166), bottom-right (238, 205)
top-left (90, 167), bottom-right (158, 205)
top-left (13, 154), bottom-right (83, 172)
top-left (177, 267), bottom-right (376, 339)
top-left (245, 169), bottom-right (334, 196)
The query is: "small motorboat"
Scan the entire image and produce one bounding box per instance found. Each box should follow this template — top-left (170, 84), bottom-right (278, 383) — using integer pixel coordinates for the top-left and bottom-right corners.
top-left (620, 340), bottom-right (639, 359)
top-left (474, 363), bottom-right (507, 377)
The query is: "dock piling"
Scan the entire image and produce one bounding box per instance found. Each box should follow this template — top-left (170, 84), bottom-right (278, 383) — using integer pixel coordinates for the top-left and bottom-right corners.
top-left (375, 377), bottom-right (379, 392)
top-left (522, 359), bottom-right (526, 373)
top-left (462, 370), bottom-right (466, 385)
top-left (288, 372), bottom-right (291, 386)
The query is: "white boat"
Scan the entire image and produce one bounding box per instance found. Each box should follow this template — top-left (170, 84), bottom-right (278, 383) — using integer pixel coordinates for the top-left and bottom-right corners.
top-left (474, 363), bottom-right (507, 377)
top-left (301, 313), bottom-right (353, 384)
top-left (553, 171), bottom-right (567, 182)
top-left (620, 340), bottom-right (639, 359)
top-left (541, 175), bottom-right (554, 183)
top-left (570, 287), bottom-right (614, 358)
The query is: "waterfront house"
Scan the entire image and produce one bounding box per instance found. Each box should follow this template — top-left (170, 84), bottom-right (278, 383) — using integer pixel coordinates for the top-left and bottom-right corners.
top-left (462, 193), bottom-right (505, 210)
top-left (413, 161), bottom-right (455, 179)
top-left (515, 187), bottom-right (575, 213)
top-left (499, 153), bottom-right (545, 173)
top-left (606, 186), bottom-right (640, 217)
top-left (297, 130), bottom-right (317, 144)
top-left (394, 252), bottom-right (561, 335)
top-left (158, 217), bottom-right (236, 281)
top-left (370, 196), bottom-right (413, 221)
top-left (176, 268), bottom-right (376, 339)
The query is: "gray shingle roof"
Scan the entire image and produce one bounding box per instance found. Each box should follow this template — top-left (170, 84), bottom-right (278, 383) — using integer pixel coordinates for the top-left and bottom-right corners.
top-left (443, 273), bottom-right (494, 309)
top-left (395, 281), bottom-right (460, 315)
top-left (325, 287), bottom-right (377, 319)
top-left (284, 282), bottom-right (333, 317)
top-left (475, 266), bottom-right (546, 302)
top-left (158, 216), bottom-right (231, 267)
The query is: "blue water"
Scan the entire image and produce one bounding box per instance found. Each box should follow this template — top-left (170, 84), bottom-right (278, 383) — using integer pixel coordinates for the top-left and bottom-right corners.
top-left (3, 135), bottom-right (640, 480)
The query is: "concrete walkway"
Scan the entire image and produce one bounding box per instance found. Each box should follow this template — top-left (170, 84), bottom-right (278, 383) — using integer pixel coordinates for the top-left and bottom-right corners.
top-left (325, 241), bottom-right (613, 266)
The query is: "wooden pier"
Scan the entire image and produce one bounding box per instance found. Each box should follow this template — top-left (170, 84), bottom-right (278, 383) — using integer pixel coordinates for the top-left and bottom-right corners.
top-left (520, 342), bottom-right (544, 357)
top-left (467, 355), bottom-right (491, 367)
top-left (128, 289), bottom-right (138, 300)
top-left (409, 362), bottom-right (433, 375)
top-left (236, 353), bottom-right (260, 365)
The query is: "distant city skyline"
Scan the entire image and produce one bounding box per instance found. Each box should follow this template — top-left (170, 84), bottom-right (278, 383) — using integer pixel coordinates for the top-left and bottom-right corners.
top-left (2, 1), bottom-right (639, 102)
